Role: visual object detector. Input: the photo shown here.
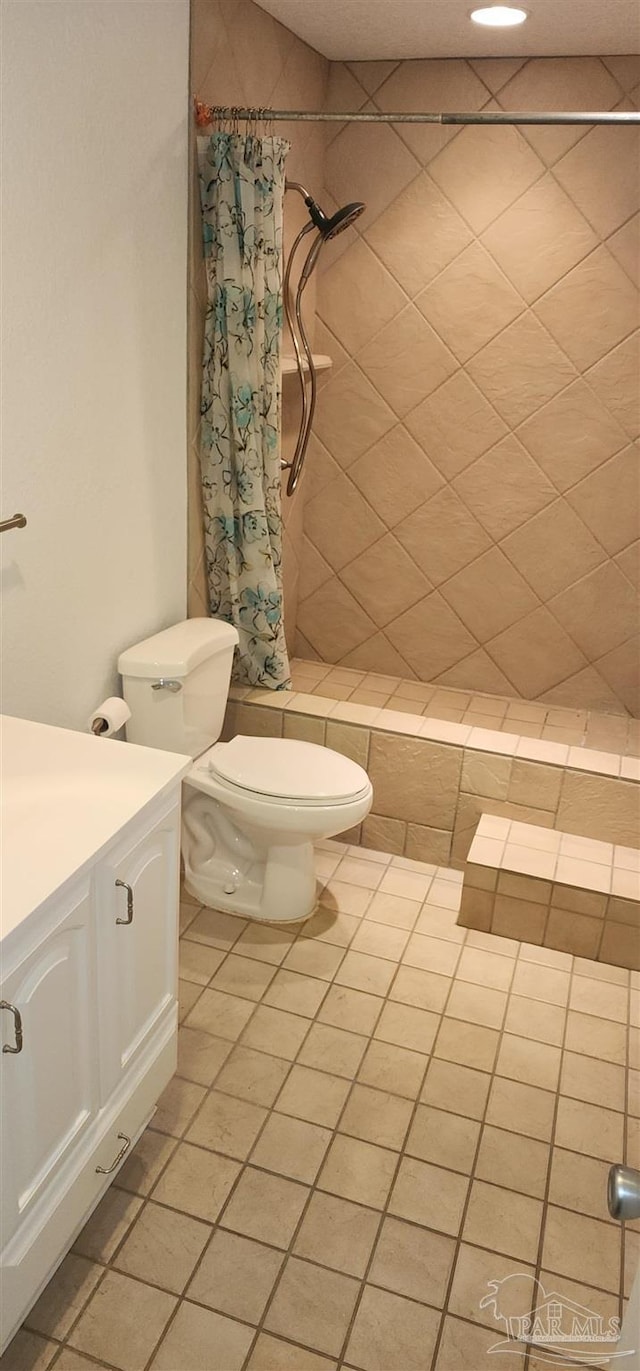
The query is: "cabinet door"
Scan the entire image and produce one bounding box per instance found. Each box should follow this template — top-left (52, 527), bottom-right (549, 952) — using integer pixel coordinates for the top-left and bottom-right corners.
top-left (97, 803), bottom-right (180, 1098)
top-left (0, 889), bottom-right (98, 1245)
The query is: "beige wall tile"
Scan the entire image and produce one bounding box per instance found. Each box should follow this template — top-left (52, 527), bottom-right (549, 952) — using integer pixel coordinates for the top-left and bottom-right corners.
top-left (350, 425), bottom-right (444, 528)
top-left (357, 305), bottom-right (458, 418)
top-left (406, 370), bottom-right (508, 480)
top-left (545, 908), bottom-right (602, 959)
top-left (567, 445), bottom-right (640, 557)
top-left (557, 771), bottom-right (639, 846)
top-left (416, 243), bottom-right (524, 363)
top-left (535, 246), bottom-right (639, 372)
top-left (599, 920), bottom-right (640, 971)
top-left (482, 173), bottom-right (598, 303)
top-left (453, 435), bottom-right (555, 541)
top-left (441, 548), bottom-right (538, 642)
top-left (405, 823), bottom-right (453, 866)
top-left (467, 313), bottom-right (577, 428)
top-left (364, 172), bottom-right (473, 297)
top-left (501, 500), bottom-right (606, 601)
top-left (369, 733), bottom-right (462, 827)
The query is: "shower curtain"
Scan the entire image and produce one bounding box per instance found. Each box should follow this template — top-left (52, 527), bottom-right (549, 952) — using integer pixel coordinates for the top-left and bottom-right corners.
top-left (197, 130), bottom-right (291, 689)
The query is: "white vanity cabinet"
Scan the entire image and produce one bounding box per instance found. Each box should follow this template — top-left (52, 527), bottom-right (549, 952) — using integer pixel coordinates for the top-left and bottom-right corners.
top-left (0, 716), bottom-right (189, 1353)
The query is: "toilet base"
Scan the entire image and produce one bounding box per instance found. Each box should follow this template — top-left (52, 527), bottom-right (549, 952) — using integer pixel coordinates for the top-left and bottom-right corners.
top-left (183, 835), bottom-right (319, 924)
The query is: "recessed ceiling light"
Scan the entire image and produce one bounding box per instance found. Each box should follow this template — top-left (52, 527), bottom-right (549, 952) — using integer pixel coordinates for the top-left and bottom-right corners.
top-left (470, 5), bottom-right (528, 26)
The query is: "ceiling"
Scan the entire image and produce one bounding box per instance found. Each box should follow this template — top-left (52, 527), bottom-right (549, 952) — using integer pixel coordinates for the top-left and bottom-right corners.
top-left (252, 0), bottom-right (640, 61)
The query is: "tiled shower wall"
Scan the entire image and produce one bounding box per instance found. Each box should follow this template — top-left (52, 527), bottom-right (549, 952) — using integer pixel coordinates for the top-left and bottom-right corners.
top-left (298, 56), bottom-right (640, 716)
top-left (188, 0), bottom-right (329, 653)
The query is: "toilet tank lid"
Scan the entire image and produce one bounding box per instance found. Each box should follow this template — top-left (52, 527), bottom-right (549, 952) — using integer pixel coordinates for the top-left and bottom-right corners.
top-left (118, 618), bottom-right (239, 679)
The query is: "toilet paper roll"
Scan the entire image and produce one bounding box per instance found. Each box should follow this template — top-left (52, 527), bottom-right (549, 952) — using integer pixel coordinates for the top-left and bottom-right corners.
top-left (88, 697), bottom-right (131, 737)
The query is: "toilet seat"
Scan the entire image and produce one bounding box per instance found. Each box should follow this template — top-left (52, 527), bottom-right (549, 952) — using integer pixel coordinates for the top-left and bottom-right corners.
top-left (204, 735), bottom-right (370, 805)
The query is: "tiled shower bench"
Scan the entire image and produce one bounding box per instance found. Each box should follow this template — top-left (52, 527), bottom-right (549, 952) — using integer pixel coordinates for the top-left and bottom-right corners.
top-left (460, 814), bottom-right (640, 970)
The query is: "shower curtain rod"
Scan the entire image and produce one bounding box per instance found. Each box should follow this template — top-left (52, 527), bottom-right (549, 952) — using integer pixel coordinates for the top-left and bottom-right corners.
top-left (196, 102), bottom-right (640, 127)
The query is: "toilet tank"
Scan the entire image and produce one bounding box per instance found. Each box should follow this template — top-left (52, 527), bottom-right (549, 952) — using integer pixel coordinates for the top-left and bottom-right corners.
top-left (118, 618), bottom-right (239, 758)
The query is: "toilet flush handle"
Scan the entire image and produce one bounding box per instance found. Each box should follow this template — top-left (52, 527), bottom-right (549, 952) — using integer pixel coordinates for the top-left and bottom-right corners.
top-left (151, 679), bottom-right (182, 693)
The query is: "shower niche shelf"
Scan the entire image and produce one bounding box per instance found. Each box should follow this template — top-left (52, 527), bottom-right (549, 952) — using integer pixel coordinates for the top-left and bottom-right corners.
top-left (282, 353), bottom-right (333, 376)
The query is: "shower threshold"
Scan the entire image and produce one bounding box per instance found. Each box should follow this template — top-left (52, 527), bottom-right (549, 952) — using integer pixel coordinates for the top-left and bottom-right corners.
top-left (289, 659), bottom-right (639, 760)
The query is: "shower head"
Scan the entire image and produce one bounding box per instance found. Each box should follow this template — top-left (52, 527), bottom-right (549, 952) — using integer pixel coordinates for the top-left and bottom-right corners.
top-left (306, 198), bottom-right (366, 239)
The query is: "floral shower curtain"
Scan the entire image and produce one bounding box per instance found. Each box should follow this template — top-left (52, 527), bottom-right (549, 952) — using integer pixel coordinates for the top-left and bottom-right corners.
top-left (197, 131), bottom-right (291, 689)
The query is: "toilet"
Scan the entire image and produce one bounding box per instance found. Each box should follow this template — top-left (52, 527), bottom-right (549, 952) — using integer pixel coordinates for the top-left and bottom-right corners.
top-left (118, 619), bottom-right (373, 922)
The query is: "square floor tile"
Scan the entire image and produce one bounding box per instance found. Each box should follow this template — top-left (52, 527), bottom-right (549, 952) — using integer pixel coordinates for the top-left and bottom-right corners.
top-left (436, 1314), bottom-right (524, 1370)
top-left (185, 989), bottom-right (255, 1042)
top-left (212, 1046), bottom-right (290, 1107)
top-left (496, 1034), bottom-right (562, 1091)
top-left (187, 1228), bottom-right (283, 1323)
top-left (542, 1205), bottom-right (621, 1293)
top-left (448, 1242), bottom-right (535, 1328)
top-left (569, 975), bottom-right (628, 1023)
top-left (298, 1022), bottom-right (368, 1078)
top-left (339, 1084), bottom-right (413, 1150)
top-left (152, 1142), bottom-right (240, 1223)
top-left (220, 1166), bottom-right (309, 1249)
top-left (185, 1089), bottom-right (267, 1159)
top-left (276, 1065), bottom-right (351, 1127)
top-left (374, 1001), bottom-right (440, 1054)
top-left (282, 939), bottom-right (346, 981)
top-left (350, 921), bottom-right (411, 961)
top-left (264, 1256), bottom-right (360, 1358)
top-left (369, 1215), bottom-right (455, 1307)
top-left (318, 984), bottom-right (384, 1036)
top-left (319, 1133), bottom-right (398, 1208)
top-left (247, 1335), bottom-right (336, 1370)
top-left (358, 1040), bottom-right (429, 1099)
top-left (564, 1010), bottom-right (627, 1064)
top-left (263, 969), bottom-right (329, 1018)
top-left (234, 923), bottom-right (297, 965)
top-left (185, 907), bottom-right (247, 951)
top-left (402, 934), bottom-right (461, 976)
top-left (335, 950), bottom-right (397, 995)
top-left (240, 1006), bottom-right (310, 1060)
top-left (511, 961), bottom-right (570, 1006)
top-left (389, 1157), bottom-right (469, 1235)
top-left (389, 964), bottom-right (451, 1013)
top-left (177, 1028), bottom-right (232, 1086)
top-left (485, 1077), bottom-right (556, 1142)
top-left (301, 906), bottom-right (361, 948)
top-left (559, 1051), bottom-right (626, 1111)
top-left (69, 1270), bottom-right (176, 1371)
top-left (405, 1105), bottom-right (480, 1174)
top-left (504, 995), bottom-right (566, 1047)
top-left (420, 1059), bottom-right (490, 1120)
top-left (365, 891), bottom-right (422, 929)
top-left (115, 1200), bottom-right (210, 1294)
top-left (293, 1190), bottom-right (380, 1278)
top-left (178, 940), bottom-right (226, 986)
top-left (210, 954), bottom-right (277, 1001)
top-left (345, 1284), bottom-right (440, 1371)
top-left (251, 1112), bottom-right (332, 1183)
top-left (434, 1017), bottom-right (500, 1071)
top-left (444, 981), bottom-right (507, 1029)
top-left (456, 946), bottom-right (514, 992)
top-left (462, 1179), bottom-right (542, 1262)
top-left (554, 1096), bottom-right (624, 1161)
top-left (150, 1301), bottom-right (253, 1371)
top-left (474, 1125), bottom-right (549, 1199)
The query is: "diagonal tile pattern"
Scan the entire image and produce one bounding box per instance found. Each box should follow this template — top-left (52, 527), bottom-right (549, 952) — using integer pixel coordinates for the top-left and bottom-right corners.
top-left (298, 55), bottom-right (639, 715)
top-left (14, 843), bottom-right (635, 1371)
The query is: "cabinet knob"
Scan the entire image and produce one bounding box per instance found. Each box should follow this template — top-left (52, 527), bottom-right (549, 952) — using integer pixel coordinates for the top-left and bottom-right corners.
top-left (95, 1132), bottom-right (131, 1174)
top-left (115, 879), bottom-right (134, 925)
top-left (0, 1001), bottom-right (24, 1054)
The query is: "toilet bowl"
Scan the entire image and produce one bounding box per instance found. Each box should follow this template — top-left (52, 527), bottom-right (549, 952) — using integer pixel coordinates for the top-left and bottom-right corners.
top-left (118, 619), bottom-right (373, 922)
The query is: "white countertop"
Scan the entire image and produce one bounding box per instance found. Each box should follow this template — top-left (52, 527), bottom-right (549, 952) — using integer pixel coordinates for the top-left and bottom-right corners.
top-left (1, 714), bottom-right (191, 941)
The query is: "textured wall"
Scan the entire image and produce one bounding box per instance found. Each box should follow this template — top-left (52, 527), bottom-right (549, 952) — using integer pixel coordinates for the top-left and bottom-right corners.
top-left (188, 0), bottom-right (329, 655)
top-left (296, 56), bottom-right (640, 715)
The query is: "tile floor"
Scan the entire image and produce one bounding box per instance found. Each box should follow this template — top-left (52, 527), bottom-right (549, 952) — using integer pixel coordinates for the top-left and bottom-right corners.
top-left (6, 843), bottom-right (638, 1371)
top-left (290, 660), bottom-right (640, 757)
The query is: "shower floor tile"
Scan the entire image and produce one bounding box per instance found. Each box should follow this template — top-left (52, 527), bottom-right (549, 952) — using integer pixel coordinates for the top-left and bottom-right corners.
top-left (12, 848), bottom-right (634, 1371)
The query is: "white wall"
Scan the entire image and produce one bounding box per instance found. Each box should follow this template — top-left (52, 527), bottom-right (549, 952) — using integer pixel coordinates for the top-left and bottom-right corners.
top-left (1, 0), bottom-right (189, 730)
